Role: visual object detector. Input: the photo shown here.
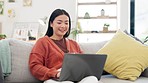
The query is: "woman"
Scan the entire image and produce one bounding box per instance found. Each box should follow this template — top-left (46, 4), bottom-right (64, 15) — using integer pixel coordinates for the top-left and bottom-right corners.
top-left (29, 9), bottom-right (101, 83)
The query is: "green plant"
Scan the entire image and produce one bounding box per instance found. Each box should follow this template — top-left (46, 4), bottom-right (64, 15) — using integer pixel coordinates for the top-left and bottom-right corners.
top-left (0, 34), bottom-right (7, 39)
top-left (144, 36), bottom-right (148, 43)
top-left (71, 28), bottom-right (79, 39)
top-left (70, 22), bottom-right (82, 39)
top-left (104, 23), bottom-right (110, 28)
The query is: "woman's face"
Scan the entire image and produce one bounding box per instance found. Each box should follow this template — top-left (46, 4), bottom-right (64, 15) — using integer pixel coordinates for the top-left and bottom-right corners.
top-left (50, 15), bottom-right (69, 39)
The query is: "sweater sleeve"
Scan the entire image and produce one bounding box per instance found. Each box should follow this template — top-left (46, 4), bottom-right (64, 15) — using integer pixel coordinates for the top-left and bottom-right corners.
top-left (29, 39), bottom-right (59, 81)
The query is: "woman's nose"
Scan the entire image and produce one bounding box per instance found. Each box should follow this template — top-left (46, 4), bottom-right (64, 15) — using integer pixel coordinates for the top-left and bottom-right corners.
top-left (61, 23), bottom-right (66, 27)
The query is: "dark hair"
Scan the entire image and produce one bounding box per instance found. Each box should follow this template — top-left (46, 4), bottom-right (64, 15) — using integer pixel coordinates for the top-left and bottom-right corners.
top-left (45, 9), bottom-right (71, 38)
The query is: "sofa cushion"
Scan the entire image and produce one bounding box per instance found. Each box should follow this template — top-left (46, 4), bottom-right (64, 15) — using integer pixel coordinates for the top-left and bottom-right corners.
top-left (79, 41), bottom-right (107, 54)
top-left (4, 39), bottom-right (41, 83)
top-left (96, 30), bottom-right (148, 81)
top-left (101, 75), bottom-right (148, 83)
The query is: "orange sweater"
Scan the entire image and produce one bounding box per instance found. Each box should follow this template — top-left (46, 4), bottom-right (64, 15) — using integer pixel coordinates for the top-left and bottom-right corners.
top-left (29, 36), bottom-right (83, 81)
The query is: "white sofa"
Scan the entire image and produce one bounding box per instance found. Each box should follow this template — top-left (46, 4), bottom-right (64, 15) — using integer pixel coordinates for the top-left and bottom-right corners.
top-left (2, 38), bottom-right (148, 83)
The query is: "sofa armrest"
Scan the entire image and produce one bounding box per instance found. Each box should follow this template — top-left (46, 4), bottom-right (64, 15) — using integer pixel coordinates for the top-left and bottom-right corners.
top-left (0, 61), bottom-right (4, 83)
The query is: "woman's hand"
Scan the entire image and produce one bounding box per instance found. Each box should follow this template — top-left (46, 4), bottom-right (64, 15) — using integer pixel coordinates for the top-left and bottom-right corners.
top-left (56, 71), bottom-right (61, 78)
top-left (56, 68), bottom-right (61, 78)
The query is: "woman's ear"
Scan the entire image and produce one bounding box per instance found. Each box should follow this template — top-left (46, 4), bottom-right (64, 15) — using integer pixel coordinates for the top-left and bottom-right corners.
top-left (50, 22), bottom-right (53, 27)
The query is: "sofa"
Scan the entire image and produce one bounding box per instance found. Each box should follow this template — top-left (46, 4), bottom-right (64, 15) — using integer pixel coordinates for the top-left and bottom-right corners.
top-left (1, 38), bottom-right (148, 83)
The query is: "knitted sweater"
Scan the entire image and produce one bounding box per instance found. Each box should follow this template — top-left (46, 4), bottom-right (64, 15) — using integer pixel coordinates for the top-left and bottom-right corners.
top-left (29, 36), bottom-right (83, 81)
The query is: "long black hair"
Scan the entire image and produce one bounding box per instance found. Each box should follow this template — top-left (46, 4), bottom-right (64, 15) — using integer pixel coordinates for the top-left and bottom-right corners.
top-left (45, 9), bottom-right (71, 38)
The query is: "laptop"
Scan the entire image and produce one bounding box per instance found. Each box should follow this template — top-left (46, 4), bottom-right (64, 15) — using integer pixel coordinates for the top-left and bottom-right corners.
top-left (58, 53), bottom-right (107, 82)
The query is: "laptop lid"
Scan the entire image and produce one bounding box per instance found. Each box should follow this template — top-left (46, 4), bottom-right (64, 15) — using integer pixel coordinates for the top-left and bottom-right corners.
top-left (59, 54), bottom-right (107, 82)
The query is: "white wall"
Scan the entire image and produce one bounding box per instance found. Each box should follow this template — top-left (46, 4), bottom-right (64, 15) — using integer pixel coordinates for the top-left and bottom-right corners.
top-left (118, 0), bottom-right (130, 31)
top-left (0, 0), bottom-right (129, 38)
top-left (0, 0), bottom-right (77, 37)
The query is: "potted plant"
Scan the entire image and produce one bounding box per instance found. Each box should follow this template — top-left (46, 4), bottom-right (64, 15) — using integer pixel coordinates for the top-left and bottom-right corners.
top-left (71, 28), bottom-right (79, 40)
top-left (70, 22), bottom-right (82, 40)
top-left (144, 36), bottom-right (148, 44)
top-left (0, 34), bottom-right (7, 40)
top-left (103, 23), bottom-right (110, 33)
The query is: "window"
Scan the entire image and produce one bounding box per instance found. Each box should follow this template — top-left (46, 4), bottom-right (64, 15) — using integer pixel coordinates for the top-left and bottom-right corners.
top-left (135, 0), bottom-right (148, 43)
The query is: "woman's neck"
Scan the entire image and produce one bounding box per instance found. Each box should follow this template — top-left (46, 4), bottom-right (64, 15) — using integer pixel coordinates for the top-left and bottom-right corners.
top-left (50, 35), bottom-right (64, 40)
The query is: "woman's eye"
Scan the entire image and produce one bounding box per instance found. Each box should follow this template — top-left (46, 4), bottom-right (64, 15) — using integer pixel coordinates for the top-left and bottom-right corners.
top-left (57, 22), bottom-right (61, 24)
top-left (65, 23), bottom-right (68, 25)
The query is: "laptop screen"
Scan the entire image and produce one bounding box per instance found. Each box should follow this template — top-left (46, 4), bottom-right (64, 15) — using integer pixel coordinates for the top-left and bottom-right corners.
top-left (59, 54), bottom-right (107, 82)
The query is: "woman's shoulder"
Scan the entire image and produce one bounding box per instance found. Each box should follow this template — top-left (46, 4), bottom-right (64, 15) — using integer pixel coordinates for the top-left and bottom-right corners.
top-left (66, 38), bottom-right (78, 44)
top-left (67, 38), bottom-right (75, 42)
top-left (36, 36), bottom-right (52, 43)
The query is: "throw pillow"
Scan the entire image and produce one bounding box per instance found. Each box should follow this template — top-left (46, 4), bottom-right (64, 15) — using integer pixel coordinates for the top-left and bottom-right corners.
top-left (96, 30), bottom-right (148, 81)
top-left (123, 30), bottom-right (148, 77)
top-left (124, 30), bottom-right (148, 77)
top-left (124, 30), bottom-right (144, 44)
